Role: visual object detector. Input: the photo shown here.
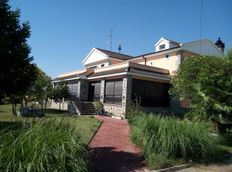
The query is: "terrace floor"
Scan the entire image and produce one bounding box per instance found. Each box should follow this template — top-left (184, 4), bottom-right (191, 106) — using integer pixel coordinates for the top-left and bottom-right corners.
top-left (89, 116), bottom-right (147, 172)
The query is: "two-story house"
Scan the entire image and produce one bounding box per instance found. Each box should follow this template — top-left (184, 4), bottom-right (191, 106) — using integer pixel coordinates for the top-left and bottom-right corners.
top-left (52, 37), bottom-right (225, 119)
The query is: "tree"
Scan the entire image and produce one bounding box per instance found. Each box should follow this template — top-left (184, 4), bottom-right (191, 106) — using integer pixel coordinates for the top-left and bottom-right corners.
top-left (52, 82), bottom-right (70, 110)
top-left (0, 0), bottom-right (37, 115)
top-left (29, 67), bottom-right (53, 110)
top-left (171, 51), bottom-right (232, 132)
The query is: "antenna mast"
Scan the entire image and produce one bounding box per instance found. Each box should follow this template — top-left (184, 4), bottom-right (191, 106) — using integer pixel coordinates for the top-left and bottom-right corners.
top-left (109, 29), bottom-right (112, 51)
top-left (200, 0), bottom-right (203, 53)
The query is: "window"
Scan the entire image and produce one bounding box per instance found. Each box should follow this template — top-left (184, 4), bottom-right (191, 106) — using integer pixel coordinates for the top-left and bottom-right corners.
top-left (93, 82), bottom-right (101, 101)
top-left (105, 80), bottom-right (122, 104)
top-left (159, 44), bottom-right (166, 50)
top-left (132, 79), bottom-right (170, 107)
top-left (67, 82), bottom-right (78, 96)
top-left (101, 64), bottom-right (105, 67)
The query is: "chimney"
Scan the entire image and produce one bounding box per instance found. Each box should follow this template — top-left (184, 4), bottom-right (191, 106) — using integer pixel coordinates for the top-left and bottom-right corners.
top-left (215, 37), bottom-right (225, 53)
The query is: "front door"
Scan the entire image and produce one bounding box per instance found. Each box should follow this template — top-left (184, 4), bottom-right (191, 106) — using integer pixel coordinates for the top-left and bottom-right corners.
top-left (88, 83), bottom-right (94, 102)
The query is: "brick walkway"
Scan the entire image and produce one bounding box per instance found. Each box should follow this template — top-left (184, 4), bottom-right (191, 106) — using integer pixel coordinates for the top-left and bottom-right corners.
top-left (89, 116), bottom-right (147, 172)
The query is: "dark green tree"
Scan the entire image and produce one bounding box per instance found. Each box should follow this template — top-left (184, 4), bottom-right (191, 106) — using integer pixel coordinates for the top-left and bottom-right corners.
top-left (52, 82), bottom-right (70, 110)
top-left (29, 67), bottom-right (53, 110)
top-left (171, 51), bottom-right (232, 132)
top-left (0, 0), bottom-right (37, 115)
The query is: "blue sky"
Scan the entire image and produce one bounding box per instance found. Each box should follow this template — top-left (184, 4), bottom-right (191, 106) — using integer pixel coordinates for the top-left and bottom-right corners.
top-left (10, 0), bottom-right (232, 78)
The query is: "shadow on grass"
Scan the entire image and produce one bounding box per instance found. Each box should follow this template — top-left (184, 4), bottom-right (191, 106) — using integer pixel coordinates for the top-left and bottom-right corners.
top-left (89, 147), bottom-right (145, 172)
top-left (44, 108), bottom-right (70, 115)
top-left (0, 121), bottom-right (23, 132)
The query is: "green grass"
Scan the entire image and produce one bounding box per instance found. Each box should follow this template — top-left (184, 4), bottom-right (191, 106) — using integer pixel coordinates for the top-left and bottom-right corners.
top-left (129, 112), bottom-right (224, 169)
top-left (0, 119), bottom-right (88, 171)
top-left (0, 104), bottom-right (101, 171)
top-left (0, 104), bottom-right (101, 144)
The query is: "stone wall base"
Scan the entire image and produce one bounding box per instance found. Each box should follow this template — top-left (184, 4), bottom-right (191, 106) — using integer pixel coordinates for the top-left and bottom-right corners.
top-left (103, 104), bottom-right (125, 119)
top-left (51, 101), bottom-right (68, 110)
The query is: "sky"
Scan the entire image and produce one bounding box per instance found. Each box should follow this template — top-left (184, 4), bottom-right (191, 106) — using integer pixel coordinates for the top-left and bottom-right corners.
top-left (9, 0), bottom-right (232, 78)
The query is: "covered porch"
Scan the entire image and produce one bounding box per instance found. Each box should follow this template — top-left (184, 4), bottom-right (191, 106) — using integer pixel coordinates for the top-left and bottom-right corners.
top-left (86, 62), bottom-right (171, 118)
top-left (52, 62), bottom-right (172, 118)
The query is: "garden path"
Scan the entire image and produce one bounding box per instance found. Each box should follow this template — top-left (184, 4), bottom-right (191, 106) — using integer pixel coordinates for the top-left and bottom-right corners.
top-left (89, 116), bottom-right (147, 172)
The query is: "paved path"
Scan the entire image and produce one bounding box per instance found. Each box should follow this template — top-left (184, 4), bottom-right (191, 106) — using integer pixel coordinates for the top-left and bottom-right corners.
top-left (177, 164), bottom-right (232, 172)
top-left (89, 116), bottom-right (147, 172)
top-left (177, 160), bottom-right (232, 172)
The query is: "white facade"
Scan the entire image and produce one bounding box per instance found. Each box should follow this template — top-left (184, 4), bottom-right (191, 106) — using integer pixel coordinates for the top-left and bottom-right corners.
top-left (82, 48), bottom-right (108, 67)
top-left (155, 37), bottom-right (179, 52)
top-left (53, 37), bottom-right (224, 118)
top-left (141, 54), bottom-right (181, 75)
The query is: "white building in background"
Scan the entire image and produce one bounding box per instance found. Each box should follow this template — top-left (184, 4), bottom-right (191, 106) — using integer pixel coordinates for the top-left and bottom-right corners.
top-left (52, 37), bottom-right (225, 119)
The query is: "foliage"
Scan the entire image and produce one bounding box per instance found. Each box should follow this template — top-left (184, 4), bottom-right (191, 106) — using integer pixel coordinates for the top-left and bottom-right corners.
top-left (0, 0), bottom-right (37, 114)
top-left (129, 112), bottom-right (220, 169)
top-left (0, 104), bottom-right (102, 144)
top-left (94, 100), bottom-right (103, 115)
top-left (52, 82), bottom-right (70, 110)
top-left (29, 67), bottom-right (53, 110)
top-left (53, 82), bottom-right (70, 102)
top-left (126, 101), bottom-right (142, 124)
top-left (0, 119), bottom-right (88, 172)
top-left (171, 53), bottom-right (232, 132)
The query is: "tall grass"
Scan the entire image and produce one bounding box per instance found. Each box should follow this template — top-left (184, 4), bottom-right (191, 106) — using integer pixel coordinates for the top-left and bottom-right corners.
top-left (0, 119), bottom-right (88, 172)
top-left (130, 113), bottom-right (221, 169)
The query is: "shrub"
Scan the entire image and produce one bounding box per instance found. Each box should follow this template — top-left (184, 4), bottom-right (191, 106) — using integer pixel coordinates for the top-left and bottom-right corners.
top-left (130, 114), bottom-right (221, 169)
top-left (0, 119), bottom-right (88, 172)
top-left (126, 101), bottom-right (143, 124)
top-left (171, 53), bottom-right (232, 132)
top-left (94, 100), bottom-right (104, 115)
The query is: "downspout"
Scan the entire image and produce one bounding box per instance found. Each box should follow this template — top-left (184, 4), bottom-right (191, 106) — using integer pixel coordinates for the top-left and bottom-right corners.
top-left (142, 56), bottom-right (147, 66)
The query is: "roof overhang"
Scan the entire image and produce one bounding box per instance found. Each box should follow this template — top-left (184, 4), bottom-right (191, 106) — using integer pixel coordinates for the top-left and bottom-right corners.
top-left (87, 61), bottom-right (170, 82)
top-left (53, 69), bottom-right (93, 82)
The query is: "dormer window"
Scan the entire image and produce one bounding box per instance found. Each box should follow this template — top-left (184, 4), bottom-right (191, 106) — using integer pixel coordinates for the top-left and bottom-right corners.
top-left (155, 37), bottom-right (180, 52)
top-left (159, 44), bottom-right (166, 50)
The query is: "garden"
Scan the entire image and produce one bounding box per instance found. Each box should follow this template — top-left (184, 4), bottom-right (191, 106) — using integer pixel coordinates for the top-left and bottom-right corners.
top-left (0, 104), bottom-right (101, 171)
top-left (127, 50), bottom-right (232, 170)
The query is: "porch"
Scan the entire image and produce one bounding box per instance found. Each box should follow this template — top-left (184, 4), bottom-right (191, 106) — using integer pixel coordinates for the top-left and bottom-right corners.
top-left (52, 62), bottom-right (173, 118)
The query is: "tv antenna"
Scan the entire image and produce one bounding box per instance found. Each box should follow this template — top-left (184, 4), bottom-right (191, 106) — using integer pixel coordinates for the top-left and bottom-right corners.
top-left (109, 29), bottom-right (113, 51)
top-left (200, 0), bottom-right (203, 53)
top-left (118, 44), bottom-right (122, 53)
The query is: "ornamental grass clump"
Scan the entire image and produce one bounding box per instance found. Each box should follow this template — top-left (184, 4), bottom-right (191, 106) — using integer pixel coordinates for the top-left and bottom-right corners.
top-left (130, 114), bottom-right (220, 169)
top-left (0, 119), bottom-right (88, 172)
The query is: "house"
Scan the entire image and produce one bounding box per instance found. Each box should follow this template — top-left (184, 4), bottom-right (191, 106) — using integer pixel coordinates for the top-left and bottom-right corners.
top-left (52, 37), bottom-right (225, 119)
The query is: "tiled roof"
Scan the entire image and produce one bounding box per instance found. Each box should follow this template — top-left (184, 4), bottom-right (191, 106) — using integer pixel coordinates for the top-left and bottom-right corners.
top-left (164, 38), bottom-right (180, 45)
top-left (96, 48), bottom-right (134, 60)
top-left (134, 46), bottom-right (181, 58)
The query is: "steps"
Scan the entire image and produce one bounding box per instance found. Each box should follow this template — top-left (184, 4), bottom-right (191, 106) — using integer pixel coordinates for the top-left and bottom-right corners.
top-left (68, 101), bottom-right (96, 115)
top-left (79, 101), bottom-right (96, 115)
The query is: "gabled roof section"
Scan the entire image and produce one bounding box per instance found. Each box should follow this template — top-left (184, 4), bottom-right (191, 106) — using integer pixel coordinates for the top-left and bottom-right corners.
top-left (82, 48), bottom-right (134, 66)
top-left (96, 48), bottom-right (134, 60)
top-left (82, 48), bottom-right (108, 65)
top-left (155, 37), bottom-right (180, 46)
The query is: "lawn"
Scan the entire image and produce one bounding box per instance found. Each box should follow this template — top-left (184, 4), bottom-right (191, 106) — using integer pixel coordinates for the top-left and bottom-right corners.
top-left (0, 104), bottom-right (101, 171)
top-left (0, 104), bottom-right (101, 144)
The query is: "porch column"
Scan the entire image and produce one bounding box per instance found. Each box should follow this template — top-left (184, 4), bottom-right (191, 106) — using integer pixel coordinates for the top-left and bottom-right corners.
top-left (100, 80), bottom-right (105, 103)
top-left (122, 76), bottom-right (132, 116)
top-left (77, 80), bottom-right (81, 100)
top-left (79, 79), bottom-right (89, 101)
